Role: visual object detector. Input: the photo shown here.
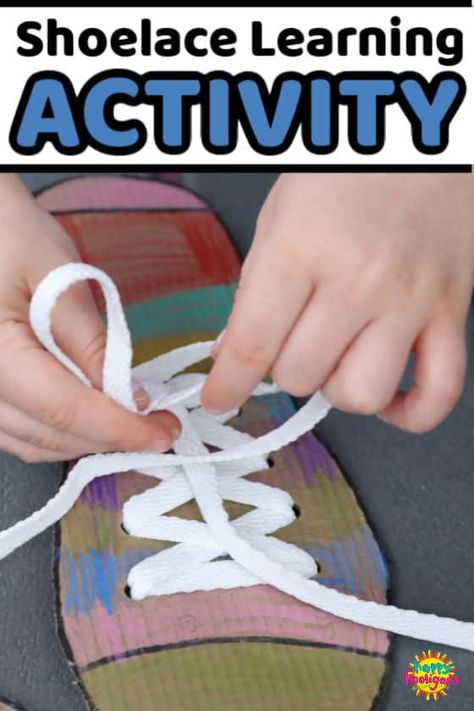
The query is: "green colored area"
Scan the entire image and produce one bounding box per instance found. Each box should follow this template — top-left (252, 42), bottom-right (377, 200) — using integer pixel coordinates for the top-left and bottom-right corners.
top-left (83, 643), bottom-right (386, 711)
top-left (124, 284), bottom-right (237, 342)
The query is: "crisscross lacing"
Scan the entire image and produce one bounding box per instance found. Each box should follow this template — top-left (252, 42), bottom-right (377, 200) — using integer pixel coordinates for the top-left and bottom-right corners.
top-left (0, 263), bottom-right (473, 652)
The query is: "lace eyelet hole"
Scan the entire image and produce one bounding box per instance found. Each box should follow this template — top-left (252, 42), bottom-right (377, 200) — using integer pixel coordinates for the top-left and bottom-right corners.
top-left (121, 522), bottom-right (129, 535)
top-left (124, 584), bottom-right (132, 599)
top-left (267, 456), bottom-right (275, 468)
top-left (292, 504), bottom-right (301, 518)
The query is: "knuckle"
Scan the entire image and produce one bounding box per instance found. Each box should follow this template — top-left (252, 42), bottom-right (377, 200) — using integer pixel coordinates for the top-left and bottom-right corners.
top-left (328, 382), bottom-right (384, 415)
top-left (28, 428), bottom-right (63, 454)
top-left (272, 364), bottom-right (313, 397)
top-left (228, 338), bottom-right (271, 370)
top-left (36, 397), bottom-right (75, 432)
top-left (19, 447), bottom-right (42, 464)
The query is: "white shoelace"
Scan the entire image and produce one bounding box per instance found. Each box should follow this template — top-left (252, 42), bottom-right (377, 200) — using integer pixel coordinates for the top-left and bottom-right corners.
top-left (0, 263), bottom-right (473, 652)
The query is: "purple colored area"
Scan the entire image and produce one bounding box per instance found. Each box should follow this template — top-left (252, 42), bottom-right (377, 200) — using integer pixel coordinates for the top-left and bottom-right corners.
top-left (290, 431), bottom-right (337, 485)
top-left (80, 476), bottom-right (119, 511)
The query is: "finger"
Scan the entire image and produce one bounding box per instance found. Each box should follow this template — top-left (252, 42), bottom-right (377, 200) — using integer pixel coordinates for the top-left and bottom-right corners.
top-left (322, 313), bottom-right (418, 414)
top-left (0, 398), bottom-right (113, 458)
top-left (51, 279), bottom-right (108, 389)
top-left (202, 246), bottom-right (313, 413)
top-left (20, 223), bottom-right (106, 390)
top-left (379, 316), bottom-right (466, 432)
top-left (0, 430), bottom-right (71, 463)
top-left (270, 288), bottom-right (369, 396)
top-left (48, 280), bottom-right (149, 411)
top-left (131, 377), bottom-right (150, 411)
top-left (29, 262), bottom-right (149, 410)
top-left (0, 322), bottom-right (181, 452)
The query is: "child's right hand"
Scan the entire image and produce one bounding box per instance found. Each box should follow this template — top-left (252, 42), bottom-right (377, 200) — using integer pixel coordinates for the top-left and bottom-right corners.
top-left (0, 175), bottom-right (180, 463)
top-left (203, 172), bottom-right (474, 432)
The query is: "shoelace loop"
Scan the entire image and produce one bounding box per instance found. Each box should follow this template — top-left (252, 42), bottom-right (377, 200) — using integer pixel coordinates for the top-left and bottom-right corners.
top-left (0, 263), bottom-right (473, 652)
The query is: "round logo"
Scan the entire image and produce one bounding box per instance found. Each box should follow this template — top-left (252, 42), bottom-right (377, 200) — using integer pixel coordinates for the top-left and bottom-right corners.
top-left (404, 650), bottom-right (459, 701)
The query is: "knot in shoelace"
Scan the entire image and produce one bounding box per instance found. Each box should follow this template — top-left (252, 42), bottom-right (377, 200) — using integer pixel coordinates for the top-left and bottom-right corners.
top-left (0, 263), bottom-right (473, 652)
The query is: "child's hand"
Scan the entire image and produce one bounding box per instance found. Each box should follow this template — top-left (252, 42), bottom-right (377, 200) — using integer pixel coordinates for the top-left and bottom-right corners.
top-left (203, 173), bottom-right (474, 432)
top-left (0, 175), bottom-right (180, 462)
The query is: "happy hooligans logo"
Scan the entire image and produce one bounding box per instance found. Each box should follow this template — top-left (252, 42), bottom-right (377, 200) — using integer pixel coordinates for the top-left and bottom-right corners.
top-left (404, 650), bottom-right (459, 701)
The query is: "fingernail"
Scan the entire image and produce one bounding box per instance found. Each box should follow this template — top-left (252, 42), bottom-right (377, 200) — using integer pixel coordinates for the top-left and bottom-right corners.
top-left (212, 328), bottom-right (226, 358)
top-left (170, 424), bottom-right (181, 439)
top-left (203, 404), bottom-right (225, 416)
top-left (152, 437), bottom-right (173, 452)
top-left (158, 410), bottom-right (182, 440)
top-left (132, 377), bottom-right (149, 411)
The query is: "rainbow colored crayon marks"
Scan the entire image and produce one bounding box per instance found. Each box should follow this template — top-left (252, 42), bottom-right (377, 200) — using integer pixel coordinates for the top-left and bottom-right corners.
top-left (40, 175), bottom-right (391, 711)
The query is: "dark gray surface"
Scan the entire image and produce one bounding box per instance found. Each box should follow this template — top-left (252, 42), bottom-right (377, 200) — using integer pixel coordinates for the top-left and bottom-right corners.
top-left (0, 172), bottom-right (472, 710)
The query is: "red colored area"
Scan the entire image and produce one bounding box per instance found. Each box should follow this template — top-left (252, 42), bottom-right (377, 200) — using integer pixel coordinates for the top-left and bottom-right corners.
top-left (57, 210), bottom-right (240, 307)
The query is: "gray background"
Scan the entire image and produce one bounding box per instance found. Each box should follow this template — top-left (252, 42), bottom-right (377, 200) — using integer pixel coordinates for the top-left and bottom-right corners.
top-left (0, 172), bottom-right (472, 710)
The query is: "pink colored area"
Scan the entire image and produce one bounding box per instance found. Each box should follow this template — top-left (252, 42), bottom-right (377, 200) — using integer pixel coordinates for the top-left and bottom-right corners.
top-left (66, 585), bottom-right (389, 668)
top-left (37, 176), bottom-right (205, 213)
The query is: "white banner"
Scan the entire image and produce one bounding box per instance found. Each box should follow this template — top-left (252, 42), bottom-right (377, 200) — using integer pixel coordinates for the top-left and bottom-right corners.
top-left (0, 6), bottom-right (472, 167)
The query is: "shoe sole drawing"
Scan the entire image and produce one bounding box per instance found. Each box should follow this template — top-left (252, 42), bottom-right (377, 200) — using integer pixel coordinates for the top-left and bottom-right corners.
top-left (37, 176), bottom-right (391, 711)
